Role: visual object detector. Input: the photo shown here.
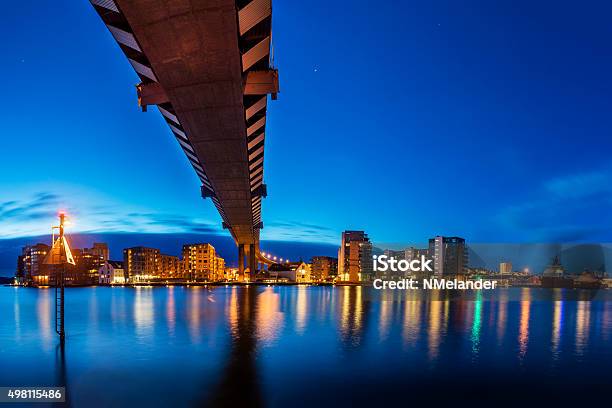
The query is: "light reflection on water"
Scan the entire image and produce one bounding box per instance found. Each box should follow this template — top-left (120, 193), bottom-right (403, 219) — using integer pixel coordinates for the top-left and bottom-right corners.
top-left (0, 286), bottom-right (611, 407)
top-left (402, 297), bottom-right (420, 348)
top-left (575, 300), bottom-right (591, 357)
top-left (295, 286), bottom-right (307, 335)
top-left (497, 291), bottom-right (507, 344)
top-left (187, 286), bottom-right (201, 344)
top-left (470, 291), bottom-right (482, 358)
top-left (552, 300), bottom-right (563, 360)
top-left (134, 286), bottom-right (154, 342)
top-left (256, 286), bottom-right (284, 345)
top-left (166, 286), bottom-right (176, 337)
top-left (518, 288), bottom-right (531, 361)
top-left (36, 288), bottom-right (51, 348)
top-left (13, 287), bottom-right (21, 342)
top-left (428, 298), bottom-right (444, 360)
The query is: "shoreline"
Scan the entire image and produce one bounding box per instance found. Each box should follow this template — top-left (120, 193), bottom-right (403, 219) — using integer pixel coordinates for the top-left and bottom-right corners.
top-left (6, 282), bottom-right (337, 288)
top-left (3, 282), bottom-right (607, 290)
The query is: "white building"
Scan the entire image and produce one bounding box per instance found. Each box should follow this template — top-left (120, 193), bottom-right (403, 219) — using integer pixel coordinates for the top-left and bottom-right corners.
top-left (268, 261), bottom-right (312, 283)
top-left (98, 261), bottom-right (125, 284)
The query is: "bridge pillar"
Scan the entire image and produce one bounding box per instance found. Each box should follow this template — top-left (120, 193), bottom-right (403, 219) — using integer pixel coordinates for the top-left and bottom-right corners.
top-left (249, 244), bottom-right (256, 279)
top-left (238, 244), bottom-right (245, 282)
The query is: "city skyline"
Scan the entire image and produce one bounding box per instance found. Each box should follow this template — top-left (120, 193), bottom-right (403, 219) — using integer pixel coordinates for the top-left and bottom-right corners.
top-left (2, 0), bottom-right (612, 247)
top-left (1, 2), bottom-right (611, 405)
top-left (10, 228), bottom-right (612, 279)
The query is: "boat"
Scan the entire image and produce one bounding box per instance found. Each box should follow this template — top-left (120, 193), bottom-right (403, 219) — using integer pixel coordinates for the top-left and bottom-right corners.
top-left (541, 256), bottom-right (573, 288)
top-left (573, 270), bottom-right (604, 289)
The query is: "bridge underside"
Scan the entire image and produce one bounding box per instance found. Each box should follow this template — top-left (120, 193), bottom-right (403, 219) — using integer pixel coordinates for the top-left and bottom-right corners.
top-left (91, 0), bottom-right (276, 254)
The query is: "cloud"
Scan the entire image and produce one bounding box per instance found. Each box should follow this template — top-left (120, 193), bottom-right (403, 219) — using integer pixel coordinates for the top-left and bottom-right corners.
top-left (0, 192), bottom-right (221, 238)
top-left (495, 166), bottom-right (612, 242)
top-left (118, 212), bottom-right (221, 234)
top-left (0, 201), bottom-right (17, 212)
top-left (0, 193), bottom-right (59, 224)
top-left (545, 169), bottom-right (612, 198)
top-left (264, 220), bottom-right (337, 244)
top-left (269, 220), bottom-right (335, 231)
top-left (1, 191), bottom-right (334, 244)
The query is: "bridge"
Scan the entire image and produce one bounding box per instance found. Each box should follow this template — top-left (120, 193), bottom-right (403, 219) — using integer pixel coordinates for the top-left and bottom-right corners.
top-left (89, 0), bottom-right (279, 279)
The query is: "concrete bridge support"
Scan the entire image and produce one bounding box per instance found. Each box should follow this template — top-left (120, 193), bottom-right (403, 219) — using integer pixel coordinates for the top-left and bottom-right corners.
top-left (238, 244), bottom-right (245, 282)
top-left (249, 244), bottom-right (257, 278)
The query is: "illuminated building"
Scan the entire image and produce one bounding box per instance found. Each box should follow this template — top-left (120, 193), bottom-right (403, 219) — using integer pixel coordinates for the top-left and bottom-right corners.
top-left (17, 242), bottom-right (111, 286)
top-left (182, 243), bottom-right (225, 282)
top-left (18, 244), bottom-right (51, 285)
top-left (159, 254), bottom-right (181, 278)
top-left (268, 262), bottom-right (312, 283)
top-left (377, 248), bottom-right (429, 279)
top-left (380, 249), bottom-right (408, 278)
top-left (338, 231), bottom-right (373, 282)
top-left (85, 243), bottom-right (109, 261)
top-left (224, 267), bottom-right (239, 281)
top-left (384, 249), bottom-right (405, 260)
top-left (69, 249), bottom-right (105, 285)
top-left (214, 256), bottom-right (226, 281)
top-left (428, 236), bottom-right (467, 276)
top-left (405, 247), bottom-right (431, 277)
top-left (123, 247), bottom-right (161, 282)
top-left (311, 256), bottom-right (337, 281)
top-left (405, 247), bottom-right (429, 262)
top-left (380, 249), bottom-right (406, 279)
top-left (98, 261), bottom-right (125, 284)
top-left (499, 262), bottom-right (512, 274)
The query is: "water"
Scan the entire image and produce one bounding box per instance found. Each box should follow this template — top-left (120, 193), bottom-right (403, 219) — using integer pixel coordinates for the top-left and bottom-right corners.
top-left (1, 286), bottom-right (611, 407)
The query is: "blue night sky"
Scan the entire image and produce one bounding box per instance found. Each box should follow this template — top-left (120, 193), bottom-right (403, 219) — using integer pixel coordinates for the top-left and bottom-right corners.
top-left (1, 0), bottom-right (612, 247)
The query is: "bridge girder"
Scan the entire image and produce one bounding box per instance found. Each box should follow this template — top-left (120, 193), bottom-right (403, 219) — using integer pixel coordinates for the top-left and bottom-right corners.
top-left (90, 0), bottom-right (276, 247)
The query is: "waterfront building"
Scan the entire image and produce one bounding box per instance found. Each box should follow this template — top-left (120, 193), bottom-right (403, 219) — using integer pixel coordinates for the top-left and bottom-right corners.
top-left (499, 262), bottom-right (513, 274)
top-left (268, 261), bottom-right (312, 283)
top-left (311, 256), bottom-right (337, 281)
top-left (123, 247), bottom-right (161, 282)
top-left (84, 243), bottom-right (109, 261)
top-left (159, 254), bottom-right (181, 279)
top-left (468, 267), bottom-right (495, 275)
top-left (404, 247), bottom-right (429, 262)
top-left (383, 249), bottom-right (405, 260)
top-left (98, 261), bottom-right (125, 284)
top-left (182, 243), bottom-right (225, 281)
top-left (224, 267), bottom-right (239, 281)
top-left (338, 231), bottom-right (373, 282)
top-left (17, 243), bottom-right (113, 286)
top-left (59, 243), bottom-right (110, 285)
top-left (428, 236), bottom-right (468, 276)
top-left (380, 249), bottom-right (405, 278)
top-left (15, 255), bottom-right (25, 284)
top-left (214, 257), bottom-right (226, 281)
top-left (68, 249), bottom-right (105, 285)
top-left (18, 244), bottom-right (51, 285)
top-left (403, 246), bottom-right (431, 277)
